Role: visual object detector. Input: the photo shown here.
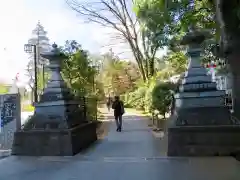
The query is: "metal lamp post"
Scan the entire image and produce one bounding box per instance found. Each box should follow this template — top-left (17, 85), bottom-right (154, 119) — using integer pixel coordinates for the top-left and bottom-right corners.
top-left (92, 64), bottom-right (100, 93)
top-left (92, 66), bottom-right (96, 93)
top-left (42, 63), bottom-right (45, 89)
top-left (40, 56), bottom-right (47, 91)
top-left (90, 61), bottom-right (98, 93)
top-left (24, 44), bottom-right (38, 103)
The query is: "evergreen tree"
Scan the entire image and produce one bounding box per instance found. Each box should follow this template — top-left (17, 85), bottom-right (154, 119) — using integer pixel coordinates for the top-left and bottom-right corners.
top-left (28, 21), bottom-right (50, 66)
top-left (25, 21), bottom-right (50, 102)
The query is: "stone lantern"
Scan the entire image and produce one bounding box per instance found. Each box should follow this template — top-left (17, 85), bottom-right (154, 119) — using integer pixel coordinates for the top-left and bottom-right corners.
top-left (167, 30), bottom-right (240, 156)
top-left (12, 44), bottom-right (97, 156)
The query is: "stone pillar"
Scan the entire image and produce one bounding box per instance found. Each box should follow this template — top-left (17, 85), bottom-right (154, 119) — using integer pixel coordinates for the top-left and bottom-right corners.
top-left (12, 44), bottom-right (97, 156)
top-left (167, 30), bottom-right (240, 156)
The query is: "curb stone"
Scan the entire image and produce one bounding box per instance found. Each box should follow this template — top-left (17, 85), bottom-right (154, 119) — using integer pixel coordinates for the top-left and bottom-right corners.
top-left (0, 149), bottom-right (11, 158)
top-left (151, 130), bottom-right (165, 138)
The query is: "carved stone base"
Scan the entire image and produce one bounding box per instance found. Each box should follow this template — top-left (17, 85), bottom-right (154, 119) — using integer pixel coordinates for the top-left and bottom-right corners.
top-left (175, 106), bottom-right (232, 126)
top-left (11, 122), bottom-right (97, 156)
top-left (167, 125), bottom-right (240, 156)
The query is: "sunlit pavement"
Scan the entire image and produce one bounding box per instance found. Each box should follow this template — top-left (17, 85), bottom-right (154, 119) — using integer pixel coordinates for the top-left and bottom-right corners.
top-left (0, 109), bottom-right (239, 179)
top-left (21, 111), bottom-right (34, 125)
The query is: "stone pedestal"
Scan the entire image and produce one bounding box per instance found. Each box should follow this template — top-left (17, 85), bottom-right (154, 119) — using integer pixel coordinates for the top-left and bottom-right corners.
top-left (167, 30), bottom-right (240, 156)
top-left (12, 123), bottom-right (97, 156)
top-left (12, 44), bottom-right (97, 156)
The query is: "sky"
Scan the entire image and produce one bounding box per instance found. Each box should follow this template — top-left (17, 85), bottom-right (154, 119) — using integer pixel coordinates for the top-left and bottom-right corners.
top-left (0, 0), bottom-right (166, 86)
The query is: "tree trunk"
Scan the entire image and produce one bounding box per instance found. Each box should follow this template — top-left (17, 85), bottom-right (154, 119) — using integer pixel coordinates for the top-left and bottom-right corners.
top-left (31, 91), bottom-right (34, 105)
top-left (126, 38), bottom-right (147, 82)
top-left (227, 50), bottom-right (240, 120)
top-left (214, 0), bottom-right (240, 119)
top-left (149, 58), bottom-right (155, 77)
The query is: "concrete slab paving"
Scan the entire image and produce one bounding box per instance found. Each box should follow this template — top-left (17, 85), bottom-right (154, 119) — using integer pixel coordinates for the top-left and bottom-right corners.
top-left (0, 112), bottom-right (239, 180)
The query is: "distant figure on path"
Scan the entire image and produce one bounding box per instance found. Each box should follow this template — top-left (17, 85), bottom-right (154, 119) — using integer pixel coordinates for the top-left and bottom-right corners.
top-left (170, 93), bottom-right (175, 115)
top-left (106, 96), bottom-right (112, 112)
top-left (112, 96), bottom-right (125, 132)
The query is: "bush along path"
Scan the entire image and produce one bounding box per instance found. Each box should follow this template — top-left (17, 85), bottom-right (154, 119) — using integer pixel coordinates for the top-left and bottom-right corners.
top-left (123, 81), bottom-right (176, 119)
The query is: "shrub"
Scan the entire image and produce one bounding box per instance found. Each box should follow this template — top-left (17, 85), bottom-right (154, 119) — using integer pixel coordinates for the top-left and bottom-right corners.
top-left (85, 97), bottom-right (98, 121)
top-left (134, 86), bottom-right (147, 110)
top-left (151, 82), bottom-right (175, 118)
top-left (144, 79), bottom-right (157, 113)
top-left (122, 75), bottom-right (177, 115)
top-left (123, 86), bottom-right (147, 109)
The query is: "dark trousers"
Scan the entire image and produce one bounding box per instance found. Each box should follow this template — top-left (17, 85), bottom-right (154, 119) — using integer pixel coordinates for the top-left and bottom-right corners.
top-left (107, 104), bottom-right (111, 111)
top-left (115, 115), bottom-right (122, 129)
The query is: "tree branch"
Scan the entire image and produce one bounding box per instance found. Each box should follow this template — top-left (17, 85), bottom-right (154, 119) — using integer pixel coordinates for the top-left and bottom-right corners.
top-left (66, 0), bottom-right (150, 81)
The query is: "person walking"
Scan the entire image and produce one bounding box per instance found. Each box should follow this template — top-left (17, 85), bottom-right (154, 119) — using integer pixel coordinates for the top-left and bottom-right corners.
top-left (170, 93), bottom-right (175, 115)
top-left (106, 96), bottom-right (112, 112)
top-left (112, 96), bottom-right (125, 132)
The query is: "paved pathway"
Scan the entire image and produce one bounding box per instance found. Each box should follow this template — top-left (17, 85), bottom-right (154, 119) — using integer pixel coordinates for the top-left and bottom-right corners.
top-left (0, 111), bottom-right (239, 180)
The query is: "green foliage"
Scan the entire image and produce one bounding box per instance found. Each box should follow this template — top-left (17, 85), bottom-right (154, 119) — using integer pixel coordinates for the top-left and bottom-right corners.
top-left (0, 84), bottom-right (9, 94)
top-left (21, 104), bottom-right (35, 112)
top-left (124, 86), bottom-right (147, 110)
top-left (123, 74), bottom-right (177, 116)
top-left (163, 51), bottom-right (188, 75)
top-left (85, 97), bottom-right (98, 121)
top-left (60, 40), bottom-right (104, 121)
top-left (135, 0), bottom-right (215, 34)
top-left (37, 69), bottom-right (50, 93)
top-left (144, 87), bottom-right (153, 113)
top-left (134, 0), bottom-right (217, 53)
top-left (152, 82), bottom-right (174, 118)
top-left (67, 0), bottom-right (162, 81)
top-left (143, 78), bottom-right (157, 112)
top-left (99, 50), bottom-right (141, 96)
top-left (95, 81), bottom-right (105, 101)
top-left (61, 40), bottom-right (100, 97)
top-left (133, 86), bottom-right (147, 110)
top-left (128, 0), bottom-right (214, 117)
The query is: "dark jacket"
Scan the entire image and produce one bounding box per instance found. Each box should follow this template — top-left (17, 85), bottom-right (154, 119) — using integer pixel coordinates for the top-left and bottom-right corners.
top-left (106, 98), bottom-right (111, 105)
top-left (170, 94), bottom-right (175, 115)
top-left (112, 100), bottom-right (124, 116)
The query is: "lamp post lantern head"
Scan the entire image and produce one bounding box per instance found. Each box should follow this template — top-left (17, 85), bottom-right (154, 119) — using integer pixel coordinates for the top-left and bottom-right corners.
top-left (24, 44), bottom-right (33, 53)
